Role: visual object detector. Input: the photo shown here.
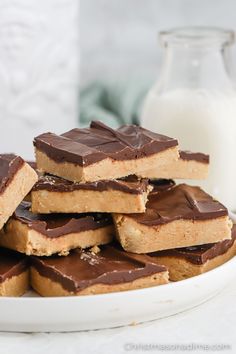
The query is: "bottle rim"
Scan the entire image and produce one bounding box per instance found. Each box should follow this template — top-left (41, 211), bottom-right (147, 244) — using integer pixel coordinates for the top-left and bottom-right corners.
top-left (160, 27), bottom-right (235, 47)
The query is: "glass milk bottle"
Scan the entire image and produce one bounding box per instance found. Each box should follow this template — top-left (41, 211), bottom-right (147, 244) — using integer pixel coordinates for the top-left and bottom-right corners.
top-left (141, 27), bottom-right (236, 211)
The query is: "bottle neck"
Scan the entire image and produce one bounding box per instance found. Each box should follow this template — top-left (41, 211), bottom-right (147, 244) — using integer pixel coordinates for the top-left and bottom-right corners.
top-left (158, 44), bottom-right (233, 92)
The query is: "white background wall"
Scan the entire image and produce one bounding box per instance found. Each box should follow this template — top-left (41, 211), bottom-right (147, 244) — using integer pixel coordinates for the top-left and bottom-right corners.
top-left (80, 0), bottom-right (236, 87)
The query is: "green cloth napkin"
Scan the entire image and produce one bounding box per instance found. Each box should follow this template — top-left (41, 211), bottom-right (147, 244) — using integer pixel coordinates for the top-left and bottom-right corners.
top-left (80, 80), bottom-right (151, 127)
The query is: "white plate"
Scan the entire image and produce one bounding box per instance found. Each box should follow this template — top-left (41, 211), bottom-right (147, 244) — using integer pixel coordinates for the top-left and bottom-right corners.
top-left (1, 256), bottom-right (235, 332)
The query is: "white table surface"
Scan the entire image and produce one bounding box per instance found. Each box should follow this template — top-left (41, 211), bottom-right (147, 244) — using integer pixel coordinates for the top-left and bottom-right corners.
top-left (0, 282), bottom-right (234, 354)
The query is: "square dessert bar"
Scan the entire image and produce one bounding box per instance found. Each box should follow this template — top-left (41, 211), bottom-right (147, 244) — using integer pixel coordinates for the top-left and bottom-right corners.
top-left (150, 224), bottom-right (236, 281)
top-left (0, 202), bottom-right (114, 256)
top-left (30, 245), bottom-right (168, 296)
top-left (0, 154), bottom-right (38, 229)
top-left (31, 175), bottom-right (153, 214)
top-left (0, 248), bottom-right (29, 296)
top-left (34, 121), bottom-right (179, 182)
top-left (113, 184), bottom-right (232, 253)
top-left (138, 151), bottom-right (209, 180)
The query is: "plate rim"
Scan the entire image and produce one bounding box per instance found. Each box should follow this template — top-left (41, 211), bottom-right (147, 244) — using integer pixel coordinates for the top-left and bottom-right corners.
top-left (0, 254), bottom-right (235, 303)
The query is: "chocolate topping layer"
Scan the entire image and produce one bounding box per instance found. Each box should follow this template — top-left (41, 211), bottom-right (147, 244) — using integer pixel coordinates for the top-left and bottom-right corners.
top-left (180, 151), bottom-right (209, 164)
top-left (0, 248), bottom-right (28, 283)
top-left (34, 121), bottom-right (178, 166)
top-left (32, 174), bottom-right (150, 195)
top-left (0, 154), bottom-right (24, 194)
top-left (127, 184), bottom-right (228, 226)
top-left (150, 179), bottom-right (175, 193)
top-left (151, 225), bottom-right (236, 265)
top-left (31, 245), bottom-right (167, 292)
top-left (11, 202), bottom-right (113, 238)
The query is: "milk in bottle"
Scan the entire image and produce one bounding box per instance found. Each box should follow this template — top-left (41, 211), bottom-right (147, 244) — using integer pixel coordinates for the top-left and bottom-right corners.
top-left (141, 28), bottom-right (236, 211)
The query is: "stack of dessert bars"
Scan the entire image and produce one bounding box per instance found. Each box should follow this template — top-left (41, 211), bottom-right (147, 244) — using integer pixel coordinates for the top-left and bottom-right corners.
top-left (0, 121), bottom-right (234, 297)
